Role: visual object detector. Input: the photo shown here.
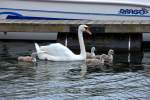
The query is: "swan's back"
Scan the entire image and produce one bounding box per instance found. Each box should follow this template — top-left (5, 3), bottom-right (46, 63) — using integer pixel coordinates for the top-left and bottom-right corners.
top-left (40, 43), bottom-right (75, 57)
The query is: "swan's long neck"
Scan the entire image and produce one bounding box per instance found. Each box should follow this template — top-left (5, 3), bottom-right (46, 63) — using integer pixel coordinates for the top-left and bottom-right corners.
top-left (78, 29), bottom-right (86, 59)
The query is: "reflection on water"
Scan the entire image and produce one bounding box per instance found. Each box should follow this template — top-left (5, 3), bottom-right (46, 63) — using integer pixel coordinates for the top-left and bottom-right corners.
top-left (0, 41), bottom-right (150, 100)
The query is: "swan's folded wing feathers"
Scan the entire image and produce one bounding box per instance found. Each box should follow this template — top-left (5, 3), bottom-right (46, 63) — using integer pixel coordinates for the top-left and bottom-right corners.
top-left (40, 43), bottom-right (75, 57)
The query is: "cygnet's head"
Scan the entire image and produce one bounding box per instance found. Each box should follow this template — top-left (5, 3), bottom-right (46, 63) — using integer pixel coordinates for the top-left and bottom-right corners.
top-left (91, 47), bottom-right (96, 56)
top-left (91, 47), bottom-right (96, 52)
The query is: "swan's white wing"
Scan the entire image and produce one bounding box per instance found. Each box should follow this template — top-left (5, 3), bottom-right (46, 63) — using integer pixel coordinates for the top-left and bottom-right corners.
top-left (40, 43), bottom-right (75, 57)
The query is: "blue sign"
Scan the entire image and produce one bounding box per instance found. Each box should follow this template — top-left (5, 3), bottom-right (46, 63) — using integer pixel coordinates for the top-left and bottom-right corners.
top-left (119, 8), bottom-right (149, 15)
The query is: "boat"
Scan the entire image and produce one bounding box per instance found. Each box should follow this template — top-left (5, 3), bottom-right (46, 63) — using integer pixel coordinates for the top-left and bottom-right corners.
top-left (1, 0), bottom-right (150, 20)
top-left (0, 0), bottom-right (150, 40)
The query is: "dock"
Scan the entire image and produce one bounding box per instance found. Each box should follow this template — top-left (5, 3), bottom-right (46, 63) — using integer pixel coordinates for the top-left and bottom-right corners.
top-left (0, 19), bottom-right (150, 33)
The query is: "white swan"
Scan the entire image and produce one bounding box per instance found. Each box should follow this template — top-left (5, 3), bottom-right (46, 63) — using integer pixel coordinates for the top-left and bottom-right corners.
top-left (35, 25), bottom-right (92, 61)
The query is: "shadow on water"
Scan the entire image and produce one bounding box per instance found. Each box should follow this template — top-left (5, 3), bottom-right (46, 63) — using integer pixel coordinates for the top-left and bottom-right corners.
top-left (113, 51), bottom-right (144, 72)
top-left (0, 41), bottom-right (150, 100)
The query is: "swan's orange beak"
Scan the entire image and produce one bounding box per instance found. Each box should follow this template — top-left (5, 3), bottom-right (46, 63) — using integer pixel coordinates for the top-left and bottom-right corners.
top-left (85, 27), bottom-right (92, 35)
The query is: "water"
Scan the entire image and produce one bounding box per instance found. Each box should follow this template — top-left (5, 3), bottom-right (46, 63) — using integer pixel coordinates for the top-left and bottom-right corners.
top-left (0, 41), bottom-right (150, 100)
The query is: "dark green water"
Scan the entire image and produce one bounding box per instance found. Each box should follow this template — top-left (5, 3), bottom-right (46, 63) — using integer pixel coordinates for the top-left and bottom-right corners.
top-left (0, 41), bottom-right (150, 100)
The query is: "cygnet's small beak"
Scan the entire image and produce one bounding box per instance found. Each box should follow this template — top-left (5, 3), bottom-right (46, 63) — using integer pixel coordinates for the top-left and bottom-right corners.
top-left (85, 27), bottom-right (92, 35)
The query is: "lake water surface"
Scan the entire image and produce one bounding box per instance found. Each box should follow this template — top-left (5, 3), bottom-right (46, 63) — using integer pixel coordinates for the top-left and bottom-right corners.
top-left (0, 41), bottom-right (150, 100)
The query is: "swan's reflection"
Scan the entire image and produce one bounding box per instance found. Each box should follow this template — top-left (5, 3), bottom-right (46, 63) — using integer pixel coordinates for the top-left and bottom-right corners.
top-left (80, 63), bottom-right (87, 78)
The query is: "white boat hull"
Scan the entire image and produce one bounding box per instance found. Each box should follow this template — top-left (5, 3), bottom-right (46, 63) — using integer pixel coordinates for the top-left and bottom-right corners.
top-left (0, 0), bottom-right (150, 20)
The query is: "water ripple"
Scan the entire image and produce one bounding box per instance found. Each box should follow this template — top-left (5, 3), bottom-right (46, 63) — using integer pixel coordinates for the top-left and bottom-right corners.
top-left (0, 41), bottom-right (150, 100)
